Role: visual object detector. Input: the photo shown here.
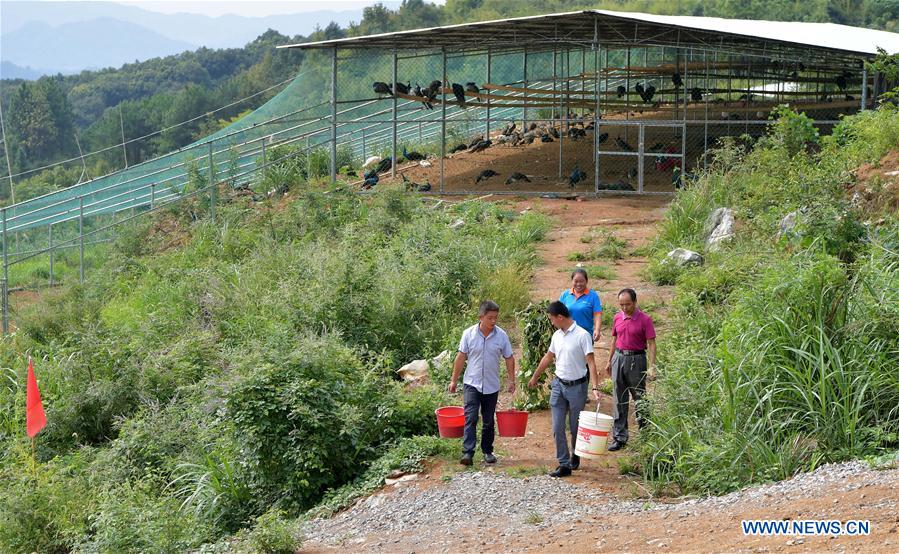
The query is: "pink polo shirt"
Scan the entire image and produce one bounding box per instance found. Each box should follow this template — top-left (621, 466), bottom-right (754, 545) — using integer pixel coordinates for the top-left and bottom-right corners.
top-left (612, 309), bottom-right (656, 350)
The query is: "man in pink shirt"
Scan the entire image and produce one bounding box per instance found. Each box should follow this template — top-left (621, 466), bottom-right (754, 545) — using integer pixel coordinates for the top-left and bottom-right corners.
top-left (603, 288), bottom-right (657, 451)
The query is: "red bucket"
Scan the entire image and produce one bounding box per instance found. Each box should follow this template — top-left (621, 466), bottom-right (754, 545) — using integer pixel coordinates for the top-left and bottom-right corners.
top-left (496, 409), bottom-right (529, 437)
top-left (435, 406), bottom-right (465, 438)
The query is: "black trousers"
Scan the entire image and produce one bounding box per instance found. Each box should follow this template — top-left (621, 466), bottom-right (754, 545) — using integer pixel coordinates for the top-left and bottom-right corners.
top-left (611, 352), bottom-right (647, 443)
top-left (462, 384), bottom-right (498, 455)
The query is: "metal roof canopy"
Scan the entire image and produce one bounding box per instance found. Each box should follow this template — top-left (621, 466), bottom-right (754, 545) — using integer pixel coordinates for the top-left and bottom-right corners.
top-left (280, 9), bottom-right (899, 62)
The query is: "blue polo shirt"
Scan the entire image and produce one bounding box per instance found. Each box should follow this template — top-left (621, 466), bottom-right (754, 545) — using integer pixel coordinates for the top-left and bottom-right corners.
top-left (458, 323), bottom-right (514, 394)
top-left (559, 288), bottom-right (603, 335)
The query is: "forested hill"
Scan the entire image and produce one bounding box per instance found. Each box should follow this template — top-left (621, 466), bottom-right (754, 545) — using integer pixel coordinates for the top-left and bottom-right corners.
top-left (0, 0), bottom-right (896, 200)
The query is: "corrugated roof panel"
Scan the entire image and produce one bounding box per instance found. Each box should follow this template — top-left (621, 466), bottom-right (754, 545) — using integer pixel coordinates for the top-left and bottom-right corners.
top-left (280, 9), bottom-right (899, 57)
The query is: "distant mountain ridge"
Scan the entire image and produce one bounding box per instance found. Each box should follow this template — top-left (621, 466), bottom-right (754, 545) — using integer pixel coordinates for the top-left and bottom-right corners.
top-left (1, 18), bottom-right (197, 75)
top-left (0, 61), bottom-right (44, 80)
top-left (1, 1), bottom-right (395, 78)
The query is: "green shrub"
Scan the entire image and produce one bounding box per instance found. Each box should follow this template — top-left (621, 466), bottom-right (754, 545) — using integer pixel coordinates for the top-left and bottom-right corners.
top-left (0, 449), bottom-right (95, 553)
top-left (515, 301), bottom-right (552, 411)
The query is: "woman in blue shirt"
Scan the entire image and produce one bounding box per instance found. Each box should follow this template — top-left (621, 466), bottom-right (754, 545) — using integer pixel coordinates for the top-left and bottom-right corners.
top-left (559, 268), bottom-right (603, 342)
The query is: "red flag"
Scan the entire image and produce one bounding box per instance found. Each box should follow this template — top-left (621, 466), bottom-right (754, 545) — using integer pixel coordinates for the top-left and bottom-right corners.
top-left (26, 357), bottom-right (46, 438)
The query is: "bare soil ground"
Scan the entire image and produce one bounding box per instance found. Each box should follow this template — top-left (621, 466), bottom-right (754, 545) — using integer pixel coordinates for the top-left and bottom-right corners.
top-left (302, 193), bottom-right (899, 553)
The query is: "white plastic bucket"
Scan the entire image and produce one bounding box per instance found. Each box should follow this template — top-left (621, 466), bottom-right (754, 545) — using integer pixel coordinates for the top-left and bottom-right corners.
top-left (574, 407), bottom-right (614, 459)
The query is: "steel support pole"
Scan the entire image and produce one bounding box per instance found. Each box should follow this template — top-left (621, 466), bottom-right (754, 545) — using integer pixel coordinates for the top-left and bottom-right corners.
top-left (625, 48), bottom-right (631, 141)
top-left (391, 49), bottom-right (398, 179)
top-left (361, 128), bottom-right (366, 160)
top-left (638, 124), bottom-right (645, 193)
top-left (594, 21), bottom-right (601, 193)
top-left (486, 47), bottom-right (492, 140)
top-left (682, 49), bottom-right (689, 173)
top-left (208, 141), bottom-right (216, 222)
top-left (704, 51), bottom-right (711, 170)
top-left (330, 48), bottom-right (338, 183)
top-left (558, 49), bottom-right (567, 180)
top-left (48, 224), bottom-right (54, 287)
top-left (261, 137), bottom-right (267, 180)
top-left (440, 47), bottom-right (447, 194)
top-left (1, 278), bottom-right (6, 336)
top-left (119, 105), bottom-right (128, 168)
top-left (552, 48), bottom-right (557, 128)
top-left (2, 208), bottom-right (7, 335)
top-left (150, 183), bottom-right (155, 210)
top-left (79, 197), bottom-right (84, 285)
top-left (523, 47), bottom-right (529, 130)
top-left (861, 66), bottom-right (868, 111)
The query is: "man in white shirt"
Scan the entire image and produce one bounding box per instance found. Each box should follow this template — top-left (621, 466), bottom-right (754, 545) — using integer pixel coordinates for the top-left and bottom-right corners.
top-left (527, 301), bottom-right (601, 477)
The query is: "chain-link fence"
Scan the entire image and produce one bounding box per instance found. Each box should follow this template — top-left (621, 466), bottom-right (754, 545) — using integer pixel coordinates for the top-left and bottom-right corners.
top-left (0, 37), bottom-right (875, 332)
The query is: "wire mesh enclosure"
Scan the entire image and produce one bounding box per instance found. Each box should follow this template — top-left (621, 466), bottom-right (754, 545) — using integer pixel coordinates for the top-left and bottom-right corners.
top-left (1, 9), bottom-right (895, 332)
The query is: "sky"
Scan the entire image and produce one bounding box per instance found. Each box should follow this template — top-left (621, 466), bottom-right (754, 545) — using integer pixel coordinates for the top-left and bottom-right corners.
top-left (15, 0), bottom-right (439, 18)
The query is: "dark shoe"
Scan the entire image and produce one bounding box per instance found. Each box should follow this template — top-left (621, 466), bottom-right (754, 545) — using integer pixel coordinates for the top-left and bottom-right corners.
top-left (570, 454), bottom-right (580, 470)
top-left (549, 466), bottom-right (572, 478)
top-left (607, 440), bottom-right (626, 452)
top-left (460, 453), bottom-right (473, 466)
top-left (483, 452), bottom-right (497, 464)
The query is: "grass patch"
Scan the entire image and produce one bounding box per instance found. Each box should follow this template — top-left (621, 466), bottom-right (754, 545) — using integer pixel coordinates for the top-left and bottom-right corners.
top-left (504, 465), bottom-right (548, 478)
top-left (569, 229), bottom-right (629, 261)
top-left (524, 512), bottom-right (544, 525)
top-left (555, 264), bottom-right (616, 281)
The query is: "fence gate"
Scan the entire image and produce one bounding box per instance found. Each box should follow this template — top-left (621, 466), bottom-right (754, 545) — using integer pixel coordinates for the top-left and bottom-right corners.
top-left (596, 121), bottom-right (685, 193)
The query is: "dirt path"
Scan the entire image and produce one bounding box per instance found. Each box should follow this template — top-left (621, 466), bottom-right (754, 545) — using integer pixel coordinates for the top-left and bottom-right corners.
top-left (302, 195), bottom-right (898, 553)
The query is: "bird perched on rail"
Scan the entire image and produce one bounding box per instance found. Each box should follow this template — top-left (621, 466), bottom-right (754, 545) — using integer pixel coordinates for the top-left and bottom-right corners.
top-left (616, 85), bottom-right (627, 98)
top-left (643, 84), bottom-right (656, 103)
top-left (465, 82), bottom-right (481, 102)
top-left (394, 81), bottom-right (411, 95)
top-left (505, 172), bottom-right (531, 185)
top-left (375, 157), bottom-right (392, 174)
top-left (451, 83), bottom-right (467, 108)
top-left (569, 165), bottom-right (586, 188)
top-left (425, 80), bottom-right (442, 102)
top-left (413, 83), bottom-right (433, 109)
top-left (690, 87), bottom-right (703, 102)
top-left (634, 83), bottom-right (645, 100)
top-left (615, 136), bottom-right (635, 152)
top-left (362, 169), bottom-right (379, 190)
top-left (671, 72), bottom-right (683, 88)
top-left (403, 147), bottom-right (425, 162)
top-left (476, 169), bottom-right (499, 183)
top-left (373, 82), bottom-right (393, 96)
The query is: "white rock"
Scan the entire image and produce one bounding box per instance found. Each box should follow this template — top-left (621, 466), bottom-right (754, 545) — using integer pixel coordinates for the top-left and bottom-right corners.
top-left (419, 160), bottom-right (433, 167)
top-left (396, 350), bottom-right (450, 383)
top-left (666, 248), bottom-right (703, 267)
top-left (450, 219), bottom-right (465, 230)
top-left (706, 207), bottom-right (735, 251)
top-left (397, 359), bottom-right (429, 383)
top-left (362, 155), bottom-right (382, 169)
top-left (778, 210), bottom-right (800, 239)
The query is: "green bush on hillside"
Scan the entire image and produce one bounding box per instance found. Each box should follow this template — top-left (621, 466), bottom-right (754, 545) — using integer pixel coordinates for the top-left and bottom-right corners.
top-left (639, 106), bottom-right (899, 495)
